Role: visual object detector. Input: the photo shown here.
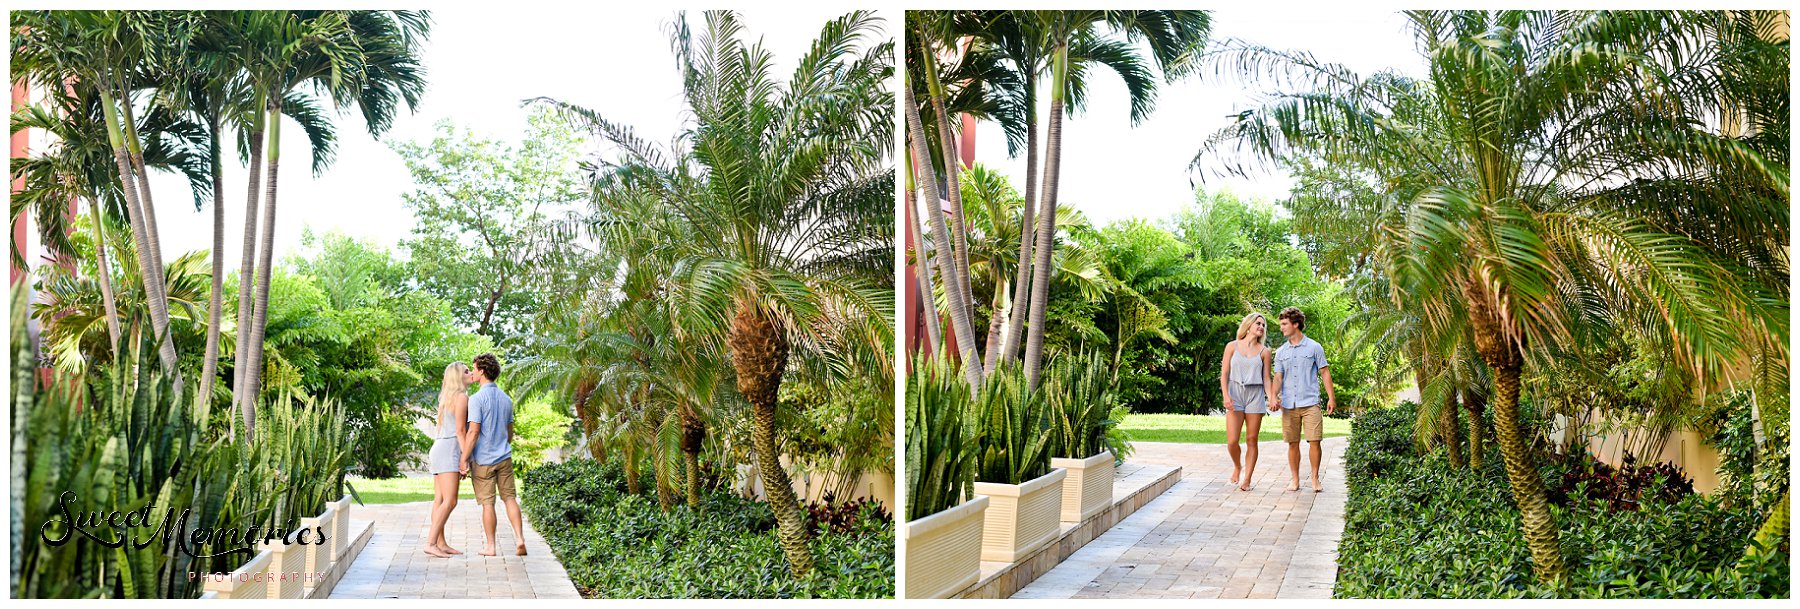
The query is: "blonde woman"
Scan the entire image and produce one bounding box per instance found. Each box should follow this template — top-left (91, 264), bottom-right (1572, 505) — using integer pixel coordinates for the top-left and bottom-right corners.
top-left (1220, 313), bottom-right (1278, 491)
top-left (424, 362), bottom-right (472, 558)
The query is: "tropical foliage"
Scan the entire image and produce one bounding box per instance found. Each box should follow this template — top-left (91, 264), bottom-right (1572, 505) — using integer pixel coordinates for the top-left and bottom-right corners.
top-left (1198, 9), bottom-right (1789, 587)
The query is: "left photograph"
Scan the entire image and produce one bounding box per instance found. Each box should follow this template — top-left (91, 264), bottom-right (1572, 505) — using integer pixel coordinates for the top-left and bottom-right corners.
top-left (9, 8), bottom-right (895, 599)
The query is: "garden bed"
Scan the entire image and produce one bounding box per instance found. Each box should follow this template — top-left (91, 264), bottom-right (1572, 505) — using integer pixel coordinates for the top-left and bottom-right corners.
top-left (519, 459), bottom-right (893, 598)
top-left (1335, 403), bottom-right (1787, 598)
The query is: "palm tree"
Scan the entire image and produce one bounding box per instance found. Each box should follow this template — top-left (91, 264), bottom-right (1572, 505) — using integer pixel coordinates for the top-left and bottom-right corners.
top-left (1013, 10), bottom-right (1210, 388)
top-left (1197, 10), bottom-right (1788, 583)
top-left (229, 10), bottom-right (428, 433)
top-left (530, 10), bottom-right (892, 576)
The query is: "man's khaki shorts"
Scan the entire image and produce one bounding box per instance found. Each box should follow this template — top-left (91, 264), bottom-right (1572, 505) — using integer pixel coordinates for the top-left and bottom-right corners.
top-left (1282, 405), bottom-right (1325, 442)
top-left (471, 458), bottom-right (517, 505)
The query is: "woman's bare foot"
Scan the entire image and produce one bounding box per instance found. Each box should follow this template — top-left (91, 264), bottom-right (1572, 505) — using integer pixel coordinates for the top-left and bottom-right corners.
top-left (424, 546), bottom-right (451, 558)
top-left (1238, 483), bottom-right (1253, 492)
top-left (1229, 467), bottom-right (1241, 485)
top-left (479, 545), bottom-right (497, 557)
top-left (435, 543), bottom-right (463, 555)
top-left (1286, 480), bottom-right (1300, 492)
top-left (516, 544), bottom-right (528, 556)
top-left (1312, 478), bottom-right (1324, 493)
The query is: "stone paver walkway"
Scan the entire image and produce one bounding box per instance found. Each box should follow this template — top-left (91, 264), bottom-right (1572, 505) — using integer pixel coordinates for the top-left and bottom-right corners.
top-left (1015, 437), bottom-right (1348, 599)
top-left (331, 498), bottom-right (581, 599)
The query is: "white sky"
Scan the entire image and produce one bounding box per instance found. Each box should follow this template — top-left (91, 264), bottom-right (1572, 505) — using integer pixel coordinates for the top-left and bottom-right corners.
top-left (970, 7), bottom-right (1424, 227)
top-left (113, 8), bottom-right (871, 266)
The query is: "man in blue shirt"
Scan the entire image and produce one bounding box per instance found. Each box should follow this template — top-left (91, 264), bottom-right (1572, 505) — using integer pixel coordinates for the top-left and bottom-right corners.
top-left (459, 353), bottom-right (525, 556)
top-left (1271, 307), bottom-right (1337, 493)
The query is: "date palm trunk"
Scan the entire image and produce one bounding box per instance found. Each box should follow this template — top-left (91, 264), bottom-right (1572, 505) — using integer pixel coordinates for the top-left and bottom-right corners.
top-left (1023, 37), bottom-right (1068, 390)
top-left (1464, 385), bottom-right (1486, 469)
top-left (1467, 281), bottom-right (1566, 584)
top-left (1443, 387), bottom-right (1464, 469)
top-left (680, 402), bottom-right (704, 509)
top-left (729, 302), bottom-right (813, 576)
top-left (574, 381), bottom-right (604, 460)
top-left (905, 81), bottom-right (982, 386)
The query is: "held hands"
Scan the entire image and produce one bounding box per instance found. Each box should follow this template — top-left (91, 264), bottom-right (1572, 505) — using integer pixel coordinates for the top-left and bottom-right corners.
top-left (1268, 396), bottom-right (1279, 412)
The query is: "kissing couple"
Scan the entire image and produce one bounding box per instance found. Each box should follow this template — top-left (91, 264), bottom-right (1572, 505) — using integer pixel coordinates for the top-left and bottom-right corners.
top-left (421, 353), bottom-right (528, 558)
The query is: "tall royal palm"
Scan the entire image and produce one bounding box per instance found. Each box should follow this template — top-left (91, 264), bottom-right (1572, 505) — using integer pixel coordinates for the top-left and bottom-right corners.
top-left (532, 11), bottom-right (893, 576)
top-left (1198, 10), bottom-right (1788, 583)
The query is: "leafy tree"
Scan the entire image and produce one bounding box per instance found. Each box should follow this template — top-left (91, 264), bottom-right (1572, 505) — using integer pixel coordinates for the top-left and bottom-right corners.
top-left (391, 109), bottom-right (586, 347)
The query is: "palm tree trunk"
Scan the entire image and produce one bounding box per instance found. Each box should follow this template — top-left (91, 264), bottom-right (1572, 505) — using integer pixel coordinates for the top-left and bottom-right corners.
top-left (728, 302), bottom-right (813, 576)
top-left (1023, 37), bottom-right (1068, 390)
top-left (923, 46), bottom-right (980, 370)
top-left (242, 101), bottom-right (284, 435)
top-left (117, 90), bottom-right (167, 285)
top-left (980, 273), bottom-right (1006, 371)
top-left (624, 443), bottom-right (642, 495)
top-left (85, 199), bottom-right (122, 353)
top-left (680, 402), bottom-right (704, 509)
top-left (684, 448), bottom-right (701, 509)
top-left (574, 381), bottom-right (604, 460)
top-left (905, 167), bottom-right (943, 354)
top-left (1443, 387), bottom-right (1464, 469)
top-left (95, 84), bottom-right (178, 376)
top-left (905, 81), bottom-right (983, 386)
top-left (999, 86), bottom-right (1039, 366)
top-left (230, 102), bottom-right (266, 434)
top-left (1467, 295), bottom-right (1566, 584)
top-left (199, 113), bottom-right (227, 408)
top-left (1463, 385), bottom-right (1485, 469)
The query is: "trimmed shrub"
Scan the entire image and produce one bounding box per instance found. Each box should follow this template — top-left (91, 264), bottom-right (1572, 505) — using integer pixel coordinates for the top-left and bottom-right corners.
top-left (520, 458), bottom-right (893, 598)
top-left (1336, 402), bottom-right (1787, 598)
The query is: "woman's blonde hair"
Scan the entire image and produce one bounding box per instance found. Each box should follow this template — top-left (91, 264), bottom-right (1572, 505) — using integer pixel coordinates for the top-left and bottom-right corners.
top-left (438, 362), bottom-right (469, 422)
top-left (1236, 312), bottom-right (1267, 341)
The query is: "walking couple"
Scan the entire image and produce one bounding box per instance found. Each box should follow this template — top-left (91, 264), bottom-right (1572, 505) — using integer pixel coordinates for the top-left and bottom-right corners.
top-left (1219, 307), bottom-right (1337, 492)
top-left (422, 353), bottom-right (528, 558)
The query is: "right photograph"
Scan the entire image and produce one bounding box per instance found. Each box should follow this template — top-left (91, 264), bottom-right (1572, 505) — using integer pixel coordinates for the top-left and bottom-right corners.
top-left (901, 8), bottom-right (1790, 600)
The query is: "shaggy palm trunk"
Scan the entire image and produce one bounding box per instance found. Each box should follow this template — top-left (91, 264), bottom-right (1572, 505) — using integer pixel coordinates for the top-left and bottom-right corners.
top-left (1467, 290), bottom-right (1566, 584)
top-left (86, 200), bottom-right (122, 353)
top-left (999, 79), bottom-right (1039, 366)
top-left (625, 445), bottom-right (642, 495)
top-left (1023, 38), bottom-right (1068, 390)
top-left (1443, 390), bottom-right (1464, 469)
top-left (199, 113), bottom-right (227, 407)
top-left (241, 102), bottom-right (285, 436)
top-left (905, 82), bottom-right (982, 386)
top-left (96, 86), bottom-right (178, 376)
top-left (680, 403), bottom-right (704, 509)
top-left (904, 165), bottom-right (942, 353)
top-left (230, 105), bottom-right (266, 435)
top-left (1464, 386), bottom-right (1486, 469)
top-left (574, 382), bottom-right (604, 460)
top-left (729, 303), bottom-right (813, 577)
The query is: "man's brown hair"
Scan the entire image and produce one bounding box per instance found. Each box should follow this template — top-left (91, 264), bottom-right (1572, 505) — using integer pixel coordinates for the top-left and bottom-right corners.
top-left (474, 353), bottom-right (501, 382)
top-left (1278, 307), bottom-right (1306, 332)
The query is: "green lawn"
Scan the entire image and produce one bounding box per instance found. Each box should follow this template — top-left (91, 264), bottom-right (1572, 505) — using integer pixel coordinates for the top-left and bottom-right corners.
top-left (346, 475), bottom-right (474, 505)
top-left (1120, 412), bottom-right (1353, 444)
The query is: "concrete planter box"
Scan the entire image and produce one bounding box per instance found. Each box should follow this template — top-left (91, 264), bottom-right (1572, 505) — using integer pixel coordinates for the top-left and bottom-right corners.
top-left (1051, 451), bottom-right (1114, 523)
top-left (261, 538), bottom-right (306, 599)
top-left (974, 467), bottom-right (1066, 563)
top-left (202, 550), bottom-right (272, 599)
top-left (300, 505), bottom-right (338, 579)
top-left (903, 494), bottom-right (989, 599)
top-left (331, 495), bottom-right (353, 561)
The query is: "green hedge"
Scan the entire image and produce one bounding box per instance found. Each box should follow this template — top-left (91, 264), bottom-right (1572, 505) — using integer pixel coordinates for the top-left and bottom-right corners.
top-left (519, 459), bottom-right (893, 598)
top-left (1336, 403), bottom-right (1787, 598)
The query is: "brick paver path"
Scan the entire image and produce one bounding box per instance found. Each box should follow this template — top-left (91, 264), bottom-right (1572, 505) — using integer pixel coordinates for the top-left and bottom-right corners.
top-left (330, 499), bottom-right (581, 599)
top-left (1015, 438), bottom-right (1348, 599)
